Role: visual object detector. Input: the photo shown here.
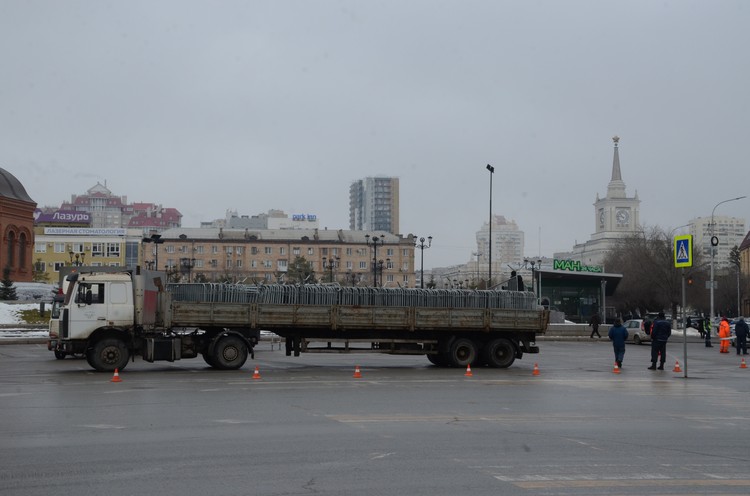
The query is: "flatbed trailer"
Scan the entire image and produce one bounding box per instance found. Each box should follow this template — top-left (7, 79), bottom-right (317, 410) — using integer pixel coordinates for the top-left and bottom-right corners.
top-left (51, 270), bottom-right (549, 371)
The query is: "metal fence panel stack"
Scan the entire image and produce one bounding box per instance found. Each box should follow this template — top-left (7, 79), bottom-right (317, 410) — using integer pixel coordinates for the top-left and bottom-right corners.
top-left (168, 283), bottom-right (537, 310)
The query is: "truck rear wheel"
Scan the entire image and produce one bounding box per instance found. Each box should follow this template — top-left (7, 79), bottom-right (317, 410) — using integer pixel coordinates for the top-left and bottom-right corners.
top-left (87, 338), bottom-right (130, 372)
top-left (481, 338), bottom-right (516, 368)
top-left (448, 338), bottom-right (477, 368)
top-left (211, 335), bottom-right (248, 370)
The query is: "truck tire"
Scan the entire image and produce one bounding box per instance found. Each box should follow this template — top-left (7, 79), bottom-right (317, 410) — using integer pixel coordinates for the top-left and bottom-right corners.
top-left (87, 338), bottom-right (130, 372)
top-left (481, 338), bottom-right (516, 368)
top-left (211, 335), bottom-right (248, 370)
top-left (54, 350), bottom-right (67, 360)
top-left (202, 352), bottom-right (217, 368)
top-left (448, 338), bottom-right (478, 368)
top-left (426, 352), bottom-right (449, 367)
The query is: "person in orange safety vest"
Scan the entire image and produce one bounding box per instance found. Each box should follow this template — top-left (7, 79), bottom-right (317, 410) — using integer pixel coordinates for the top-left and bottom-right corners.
top-left (719, 317), bottom-right (731, 353)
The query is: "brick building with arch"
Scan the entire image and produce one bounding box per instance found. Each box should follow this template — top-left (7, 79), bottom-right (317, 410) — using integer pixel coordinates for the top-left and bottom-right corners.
top-left (0, 167), bottom-right (37, 282)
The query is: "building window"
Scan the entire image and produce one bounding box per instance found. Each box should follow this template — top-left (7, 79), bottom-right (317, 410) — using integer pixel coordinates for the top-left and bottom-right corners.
top-left (359, 261), bottom-right (367, 269)
top-left (166, 245), bottom-right (175, 254)
top-left (107, 243), bottom-right (120, 257)
top-left (35, 242), bottom-right (47, 254)
top-left (386, 248), bottom-right (394, 256)
top-left (212, 245), bottom-right (219, 254)
top-left (54, 262), bottom-right (65, 272)
top-left (236, 260), bottom-right (243, 268)
top-left (92, 243), bottom-right (104, 257)
top-left (264, 260), bottom-right (272, 268)
top-left (346, 261), bottom-right (353, 269)
top-left (195, 245), bottom-right (205, 254)
top-left (264, 247), bottom-right (272, 255)
top-left (293, 247), bottom-right (301, 256)
top-left (226, 246), bottom-right (233, 254)
top-left (251, 247), bottom-right (258, 255)
top-left (308, 248), bottom-right (314, 255)
top-left (236, 246), bottom-right (243, 255)
top-left (54, 242), bottom-right (66, 254)
top-left (226, 259), bottom-right (232, 269)
top-left (346, 248), bottom-right (352, 256)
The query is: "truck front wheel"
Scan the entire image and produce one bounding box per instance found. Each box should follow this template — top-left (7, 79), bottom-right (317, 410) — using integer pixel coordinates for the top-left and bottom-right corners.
top-left (481, 338), bottom-right (516, 368)
top-left (87, 338), bottom-right (130, 372)
top-left (211, 335), bottom-right (249, 370)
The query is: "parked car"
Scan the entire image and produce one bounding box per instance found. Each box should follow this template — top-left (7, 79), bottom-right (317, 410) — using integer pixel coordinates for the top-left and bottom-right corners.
top-left (623, 319), bottom-right (652, 345)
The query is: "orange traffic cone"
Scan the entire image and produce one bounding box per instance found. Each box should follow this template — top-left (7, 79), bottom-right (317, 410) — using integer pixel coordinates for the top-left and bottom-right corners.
top-left (465, 364), bottom-right (473, 377)
top-left (252, 366), bottom-right (261, 380)
top-left (741, 358), bottom-right (747, 369)
top-left (110, 368), bottom-right (122, 383)
top-left (613, 362), bottom-right (621, 374)
top-left (353, 365), bottom-right (362, 378)
top-left (673, 360), bottom-right (682, 373)
top-left (532, 363), bottom-right (540, 376)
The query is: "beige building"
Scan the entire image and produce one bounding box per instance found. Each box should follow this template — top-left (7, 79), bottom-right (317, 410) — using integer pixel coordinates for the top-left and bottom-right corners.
top-left (149, 227), bottom-right (417, 286)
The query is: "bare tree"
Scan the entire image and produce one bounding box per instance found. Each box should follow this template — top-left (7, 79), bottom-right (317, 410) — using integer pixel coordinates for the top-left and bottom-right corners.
top-left (604, 226), bottom-right (707, 318)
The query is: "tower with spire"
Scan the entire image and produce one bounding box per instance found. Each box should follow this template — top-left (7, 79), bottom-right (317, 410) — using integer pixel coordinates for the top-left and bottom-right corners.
top-left (555, 136), bottom-right (641, 267)
top-left (593, 136), bottom-right (640, 237)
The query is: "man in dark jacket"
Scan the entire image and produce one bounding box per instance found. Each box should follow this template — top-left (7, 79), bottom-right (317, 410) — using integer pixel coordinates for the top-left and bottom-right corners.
top-left (608, 318), bottom-right (629, 368)
top-left (648, 311), bottom-right (672, 370)
top-left (735, 317), bottom-right (749, 355)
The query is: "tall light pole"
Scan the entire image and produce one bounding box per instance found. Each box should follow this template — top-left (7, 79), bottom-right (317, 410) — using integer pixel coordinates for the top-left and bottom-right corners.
top-left (710, 196), bottom-right (746, 332)
top-left (415, 236), bottom-right (432, 288)
top-left (486, 164), bottom-right (494, 288)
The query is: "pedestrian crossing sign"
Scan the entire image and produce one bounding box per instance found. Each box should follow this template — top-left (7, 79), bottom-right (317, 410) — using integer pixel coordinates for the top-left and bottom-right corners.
top-left (674, 235), bottom-right (692, 268)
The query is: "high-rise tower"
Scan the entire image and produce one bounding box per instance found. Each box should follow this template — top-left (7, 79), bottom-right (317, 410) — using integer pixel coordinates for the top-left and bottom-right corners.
top-left (349, 177), bottom-right (400, 234)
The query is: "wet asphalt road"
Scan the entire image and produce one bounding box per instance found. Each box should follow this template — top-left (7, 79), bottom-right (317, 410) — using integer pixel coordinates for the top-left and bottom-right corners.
top-left (2, 339), bottom-right (750, 496)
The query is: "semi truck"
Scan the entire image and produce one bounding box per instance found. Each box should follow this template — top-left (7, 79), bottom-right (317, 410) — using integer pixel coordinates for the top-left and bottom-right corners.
top-left (48, 268), bottom-right (549, 372)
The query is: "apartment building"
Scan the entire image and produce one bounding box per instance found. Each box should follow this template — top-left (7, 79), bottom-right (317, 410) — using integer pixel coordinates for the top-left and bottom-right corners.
top-left (149, 227), bottom-right (417, 287)
top-left (349, 177), bottom-right (400, 234)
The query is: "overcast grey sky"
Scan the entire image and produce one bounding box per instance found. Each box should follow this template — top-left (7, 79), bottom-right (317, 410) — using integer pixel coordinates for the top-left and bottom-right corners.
top-left (2, 0), bottom-right (748, 269)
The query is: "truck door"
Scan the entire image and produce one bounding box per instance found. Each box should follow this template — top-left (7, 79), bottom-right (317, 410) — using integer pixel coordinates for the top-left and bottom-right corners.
top-left (67, 282), bottom-right (108, 340)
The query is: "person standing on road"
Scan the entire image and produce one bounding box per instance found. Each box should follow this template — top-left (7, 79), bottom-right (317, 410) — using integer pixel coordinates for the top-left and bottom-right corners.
top-left (589, 312), bottom-right (602, 339)
top-left (608, 318), bottom-right (628, 368)
top-left (648, 312), bottom-right (671, 370)
top-left (733, 317), bottom-right (748, 355)
top-left (719, 316), bottom-right (731, 353)
top-left (704, 313), bottom-right (713, 347)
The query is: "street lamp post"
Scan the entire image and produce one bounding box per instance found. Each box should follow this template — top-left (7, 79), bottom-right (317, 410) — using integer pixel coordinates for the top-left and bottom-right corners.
top-left (69, 251), bottom-right (85, 266)
top-left (142, 233), bottom-right (164, 272)
top-left (524, 257), bottom-right (542, 300)
top-left (365, 234), bottom-right (382, 287)
top-left (486, 164), bottom-right (494, 288)
top-left (710, 196), bottom-right (747, 334)
top-left (322, 256), bottom-right (339, 283)
top-left (415, 235), bottom-right (432, 289)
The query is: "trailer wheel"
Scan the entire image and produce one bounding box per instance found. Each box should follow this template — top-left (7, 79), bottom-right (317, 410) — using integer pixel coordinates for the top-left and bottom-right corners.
top-left (448, 338), bottom-right (478, 368)
top-left (211, 335), bottom-right (248, 370)
top-left (481, 338), bottom-right (516, 368)
top-left (87, 338), bottom-right (130, 372)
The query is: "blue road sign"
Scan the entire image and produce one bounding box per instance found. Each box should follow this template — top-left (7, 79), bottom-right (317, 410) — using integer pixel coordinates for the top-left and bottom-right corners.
top-left (674, 235), bottom-right (692, 268)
